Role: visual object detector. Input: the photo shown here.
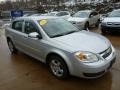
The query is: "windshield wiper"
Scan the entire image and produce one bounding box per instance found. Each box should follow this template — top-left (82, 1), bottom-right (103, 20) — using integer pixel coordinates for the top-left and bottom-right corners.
top-left (51, 34), bottom-right (64, 38)
top-left (51, 31), bottom-right (78, 38)
top-left (64, 31), bottom-right (78, 35)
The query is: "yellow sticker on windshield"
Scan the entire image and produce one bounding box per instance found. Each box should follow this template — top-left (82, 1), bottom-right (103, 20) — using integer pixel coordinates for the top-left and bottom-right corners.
top-left (40, 20), bottom-right (47, 26)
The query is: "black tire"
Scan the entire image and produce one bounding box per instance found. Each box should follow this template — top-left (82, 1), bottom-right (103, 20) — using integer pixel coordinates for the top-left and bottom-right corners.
top-left (95, 20), bottom-right (100, 27)
top-left (7, 39), bottom-right (18, 54)
top-left (84, 22), bottom-right (89, 30)
top-left (47, 55), bottom-right (69, 79)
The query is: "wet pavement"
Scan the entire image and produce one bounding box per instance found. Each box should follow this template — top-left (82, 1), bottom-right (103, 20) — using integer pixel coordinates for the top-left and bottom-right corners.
top-left (0, 28), bottom-right (120, 90)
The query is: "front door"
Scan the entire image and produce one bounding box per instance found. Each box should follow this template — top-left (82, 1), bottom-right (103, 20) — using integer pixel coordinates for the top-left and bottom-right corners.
top-left (22, 20), bottom-right (46, 61)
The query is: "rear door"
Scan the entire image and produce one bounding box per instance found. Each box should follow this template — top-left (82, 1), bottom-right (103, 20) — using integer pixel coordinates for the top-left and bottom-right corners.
top-left (10, 20), bottom-right (26, 51)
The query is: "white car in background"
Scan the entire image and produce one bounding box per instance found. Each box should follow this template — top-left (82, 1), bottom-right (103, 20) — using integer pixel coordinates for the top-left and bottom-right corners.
top-left (0, 20), bottom-right (3, 28)
top-left (29, 13), bottom-right (41, 16)
top-left (101, 9), bottom-right (120, 34)
top-left (46, 11), bottom-right (71, 20)
top-left (68, 10), bottom-right (100, 30)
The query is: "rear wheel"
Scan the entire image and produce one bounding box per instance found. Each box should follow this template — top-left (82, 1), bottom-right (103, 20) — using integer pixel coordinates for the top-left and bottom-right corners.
top-left (7, 39), bottom-right (18, 54)
top-left (47, 55), bottom-right (69, 79)
top-left (95, 20), bottom-right (100, 27)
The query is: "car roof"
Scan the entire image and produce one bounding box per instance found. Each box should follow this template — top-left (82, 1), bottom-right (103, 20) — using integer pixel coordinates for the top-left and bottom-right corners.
top-left (78, 10), bottom-right (93, 13)
top-left (59, 11), bottom-right (69, 12)
top-left (50, 12), bottom-right (58, 14)
top-left (48, 11), bottom-right (70, 14)
top-left (14, 16), bottom-right (58, 21)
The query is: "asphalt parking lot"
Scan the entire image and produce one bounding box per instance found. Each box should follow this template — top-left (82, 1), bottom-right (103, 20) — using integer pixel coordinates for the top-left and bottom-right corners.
top-left (0, 28), bottom-right (120, 90)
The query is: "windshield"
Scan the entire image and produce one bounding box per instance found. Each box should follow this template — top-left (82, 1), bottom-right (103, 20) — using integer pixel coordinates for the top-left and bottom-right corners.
top-left (108, 10), bottom-right (120, 17)
top-left (38, 18), bottom-right (80, 38)
top-left (73, 11), bottom-right (90, 18)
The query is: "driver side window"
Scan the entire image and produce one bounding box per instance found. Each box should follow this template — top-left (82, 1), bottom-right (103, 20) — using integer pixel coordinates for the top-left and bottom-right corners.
top-left (24, 21), bottom-right (38, 34)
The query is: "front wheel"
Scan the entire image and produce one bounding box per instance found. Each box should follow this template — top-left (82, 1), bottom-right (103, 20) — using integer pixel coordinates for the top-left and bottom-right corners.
top-left (7, 39), bottom-right (18, 54)
top-left (47, 55), bottom-right (69, 79)
top-left (95, 20), bottom-right (100, 27)
top-left (84, 22), bottom-right (89, 30)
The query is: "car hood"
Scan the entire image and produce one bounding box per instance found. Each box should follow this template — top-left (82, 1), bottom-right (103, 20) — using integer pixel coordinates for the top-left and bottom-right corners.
top-left (68, 17), bottom-right (87, 22)
top-left (103, 17), bottom-right (120, 22)
top-left (52, 31), bottom-right (110, 53)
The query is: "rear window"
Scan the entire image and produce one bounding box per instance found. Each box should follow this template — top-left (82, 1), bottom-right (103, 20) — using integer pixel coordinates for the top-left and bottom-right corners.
top-left (12, 20), bottom-right (23, 32)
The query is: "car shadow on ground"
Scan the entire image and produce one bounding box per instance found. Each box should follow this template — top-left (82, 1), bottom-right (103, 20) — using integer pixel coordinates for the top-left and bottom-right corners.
top-left (9, 51), bottom-right (113, 90)
top-left (0, 29), bottom-right (113, 90)
top-left (109, 32), bottom-right (120, 36)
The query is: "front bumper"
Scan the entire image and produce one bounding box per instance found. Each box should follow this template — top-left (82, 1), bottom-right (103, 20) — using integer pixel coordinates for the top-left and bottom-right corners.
top-left (69, 46), bottom-right (116, 78)
top-left (83, 57), bottom-right (116, 78)
top-left (101, 25), bottom-right (120, 32)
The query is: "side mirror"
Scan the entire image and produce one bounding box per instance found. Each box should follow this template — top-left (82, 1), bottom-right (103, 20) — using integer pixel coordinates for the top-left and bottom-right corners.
top-left (28, 32), bottom-right (42, 40)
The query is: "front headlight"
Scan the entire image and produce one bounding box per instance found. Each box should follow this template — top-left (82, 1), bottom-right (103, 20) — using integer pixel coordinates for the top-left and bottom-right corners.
top-left (74, 51), bottom-right (99, 63)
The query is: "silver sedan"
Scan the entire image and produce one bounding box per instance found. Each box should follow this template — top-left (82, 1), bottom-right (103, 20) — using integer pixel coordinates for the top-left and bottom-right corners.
top-left (5, 16), bottom-right (116, 79)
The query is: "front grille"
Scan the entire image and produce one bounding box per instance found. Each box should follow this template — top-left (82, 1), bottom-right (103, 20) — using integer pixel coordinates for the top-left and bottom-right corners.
top-left (83, 71), bottom-right (105, 77)
top-left (107, 22), bottom-right (120, 26)
top-left (114, 23), bottom-right (120, 26)
top-left (107, 22), bottom-right (113, 25)
top-left (100, 47), bottom-right (112, 59)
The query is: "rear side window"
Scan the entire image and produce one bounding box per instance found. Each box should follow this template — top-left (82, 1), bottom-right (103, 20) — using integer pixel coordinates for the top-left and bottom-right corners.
top-left (12, 21), bottom-right (23, 32)
top-left (62, 12), bottom-right (69, 15)
top-left (57, 12), bottom-right (69, 16)
top-left (56, 13), bottom-right (62, 16)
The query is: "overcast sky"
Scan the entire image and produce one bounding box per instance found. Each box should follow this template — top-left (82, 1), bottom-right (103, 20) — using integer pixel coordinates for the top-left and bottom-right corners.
top-left (0, 0), bottom-right (4, 1)
top-left (0, 0), bottom-right (7, 2)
